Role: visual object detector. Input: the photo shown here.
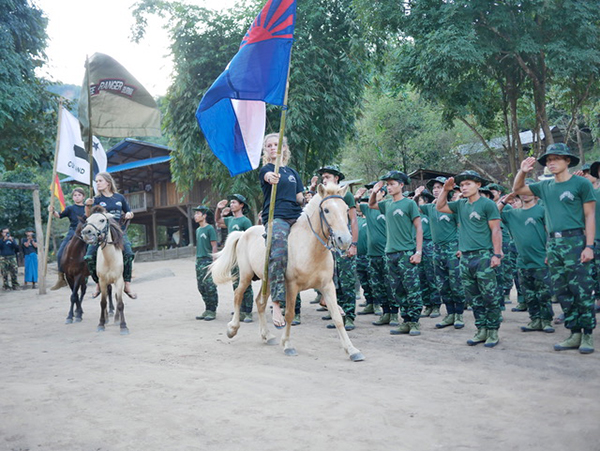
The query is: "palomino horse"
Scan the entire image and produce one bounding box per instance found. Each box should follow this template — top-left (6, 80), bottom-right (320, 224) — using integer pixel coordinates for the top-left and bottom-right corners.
top-left (61, 221), bottom-right (89, 324)
top-left (81, 207), bottom-right (128, 334)
top-left (210, 183), bottom-right (364, 361)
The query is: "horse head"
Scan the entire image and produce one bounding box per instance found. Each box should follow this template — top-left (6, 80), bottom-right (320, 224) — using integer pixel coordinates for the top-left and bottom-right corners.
top-left (307, 183), bottom-right (352, 252)
top-left (81, 207), bottom-right (123, 248)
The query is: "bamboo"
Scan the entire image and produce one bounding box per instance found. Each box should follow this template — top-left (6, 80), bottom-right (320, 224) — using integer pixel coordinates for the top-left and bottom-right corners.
top-left (33, 189), bottom-right (45, 294)
top-left (260, 63), bottom-right (292, 308)
top-left (42, 100), bottom-right (64, 288)
top-left (85, 55), bottom-right (94, 196)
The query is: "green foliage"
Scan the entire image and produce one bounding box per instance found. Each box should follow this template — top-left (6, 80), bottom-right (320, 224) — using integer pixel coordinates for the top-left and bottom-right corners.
top-left (0, 0), bottom-right (59, 170)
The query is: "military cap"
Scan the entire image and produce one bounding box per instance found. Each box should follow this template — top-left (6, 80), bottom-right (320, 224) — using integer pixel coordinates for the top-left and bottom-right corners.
top-left (537, 143), bottom-right (580, 167)
top-left (453, 170), bottom-right (489, 186)
top-left (417, 189), bottom-right (435, 203)
top-left (317, 165), bottom-right (345, 181)
top-left (591, 161), bottom-right (600, 179)
top-left (486, 183), bottom-right (506, 194)
top-left (380, 170), bottom-right (409, 184)
top-left (426, 176), bottom-right (447, 191)
top-left (479, 186), bottom-right (494, 199)
top-left (192, 205), bottom-right (211, 214)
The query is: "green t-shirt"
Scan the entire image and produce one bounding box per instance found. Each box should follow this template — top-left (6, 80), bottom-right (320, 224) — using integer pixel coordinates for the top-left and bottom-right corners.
top-left (529, 175), bottom-right (596, 234)
top-left (594, 186), bottom-right (600, 240)
top-left (359, 203), bottom-right (387, 257)
top-left (378, 197), bottom-right (420, 253)
top-left (420, 208), bottom-right (432, 240)
top-left (501, 203), bottom-right (547, 268)
top-left (448, 196), bottom-right (500, 252)
top-left (420, 203), bottom-right (458, 245)
top-left (196, 224), bottom-right (217, 258)
top-left (357, 216), bottom-right (368, 256)
top-left (500, 204), bottom-right (513, 242)
top-left (343, 191), bottom-right (356, 209)
top-left (224, 215), bottom-right (253, 232)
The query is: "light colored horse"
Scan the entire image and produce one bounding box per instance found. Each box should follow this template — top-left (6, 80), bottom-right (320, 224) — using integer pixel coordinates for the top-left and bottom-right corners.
top-left (81, 207), bottom-right (128, 335)
top-left (210, 183), bottom-right (365, 361)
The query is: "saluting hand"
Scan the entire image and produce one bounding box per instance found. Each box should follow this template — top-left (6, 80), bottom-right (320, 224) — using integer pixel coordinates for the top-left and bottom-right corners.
top-left (520, 157), bottom-right (536, 174)
top-left (443, 177), bottom-right (455, 192)
top-left (216, 199), bottom-right (228, 210)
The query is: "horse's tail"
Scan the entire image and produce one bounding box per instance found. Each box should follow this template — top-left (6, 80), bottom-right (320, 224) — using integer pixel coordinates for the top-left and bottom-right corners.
top-left (209, 231), bottom-right (244, 284)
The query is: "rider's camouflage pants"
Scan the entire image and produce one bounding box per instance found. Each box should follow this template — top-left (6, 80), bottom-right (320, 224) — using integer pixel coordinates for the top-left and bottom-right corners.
top-left (460, 250), bottom-right (502, 330)
top-left (356, 255), bottom-right (373, 305)
top-left (386, 250), bottom-right (422, 323)
top-left (268, 219), bottom-right (291, 304)
top-left (335, 252), bottom-right (357, 319)
top-left (518, 267), bottom-right (554, 322)
top-left (433, 241), bottom-right (464, 315)
top-left (420, 240), bottom-right (441, 308)
top-left (196, 256), bottom-right (218, 311)
top-left (547, 236), bottom-right (596, 331)
top-left (1, 255), bottom-right (18, 289)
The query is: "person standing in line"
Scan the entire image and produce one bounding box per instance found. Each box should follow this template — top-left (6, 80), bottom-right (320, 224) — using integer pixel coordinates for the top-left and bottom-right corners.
top-left (369, 171), bottom-right (424, 337)
top-left (216, 194), bottom-right (254, 322)
top-left (584, 162), bottom-right (600, 314)
top-left (437, 170), bottom-right (503, 348)
top-left (514, 144), bottom-right (596, 354)
top-left (194, 206), bottom-right (219, 321)
top-left (0, 227), bottom-right (19, 290)
top-left (21, 228), bottom-right (38, 289)
top-left (498, 186), bottom-right (555, 334)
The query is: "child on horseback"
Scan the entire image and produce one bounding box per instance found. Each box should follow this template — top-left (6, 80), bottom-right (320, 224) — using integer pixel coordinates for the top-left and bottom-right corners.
top-left (49, 187), bottom-right (86, 290)
top-left (84, 172), bottom-right (137, 299)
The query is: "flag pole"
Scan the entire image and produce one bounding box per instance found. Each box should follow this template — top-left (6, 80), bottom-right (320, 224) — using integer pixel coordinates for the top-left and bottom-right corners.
top-left (260, 60), bottom-right (292, 312)
top-left (42, 99), bottom-right (64, 284)
top-left (85, 55), bottom-right (94, 196)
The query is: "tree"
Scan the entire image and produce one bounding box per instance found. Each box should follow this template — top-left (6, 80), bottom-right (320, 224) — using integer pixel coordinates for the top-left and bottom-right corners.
top-left (0, 0), bottom-right (59, 169)
top-left (132, 0), bottom-right (368, 200)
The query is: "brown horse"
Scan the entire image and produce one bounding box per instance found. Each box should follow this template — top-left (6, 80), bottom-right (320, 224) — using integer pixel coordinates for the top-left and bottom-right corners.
top-left (61, 221), bottom-right (89, 324)
top-left (81, 207), bottom-right (127, 334)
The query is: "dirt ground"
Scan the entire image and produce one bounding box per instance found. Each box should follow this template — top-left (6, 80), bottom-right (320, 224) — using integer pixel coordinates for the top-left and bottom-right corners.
top-left (1, 257), bottom-right (599, 451)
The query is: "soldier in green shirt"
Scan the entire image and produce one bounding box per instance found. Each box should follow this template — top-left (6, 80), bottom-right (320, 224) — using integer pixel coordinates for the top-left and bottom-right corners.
top-left (514, 144), bottom-right (596, 354)
top-left (216, 194), bottom-right (255, 322)
top-left (437, 170), bottom-right (503, 348)
top-left (582, 162), bottom-right (600, 314)
top-left (193, 206), bottom-right (219, 321)
top-left (499, 184), bottom-right (555, 334)
top-left (310, 165), bottom-right (359, 331)
top-left (369, 171), bottom-right (424, 336)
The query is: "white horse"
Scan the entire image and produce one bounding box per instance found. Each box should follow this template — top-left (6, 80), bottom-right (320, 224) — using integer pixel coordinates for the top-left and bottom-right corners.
top-left (81, 207), bottom-right (128, 335)
top-left (210, 183), bottom-right (364, 361)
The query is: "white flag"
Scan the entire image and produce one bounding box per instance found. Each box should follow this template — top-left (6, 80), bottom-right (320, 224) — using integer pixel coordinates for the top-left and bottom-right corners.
top-left (56, 106), bottom-right (107, 187)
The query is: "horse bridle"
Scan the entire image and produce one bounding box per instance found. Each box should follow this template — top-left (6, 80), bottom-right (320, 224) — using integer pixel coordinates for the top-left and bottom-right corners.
top-left (82, 213), bottom-right (114, 248)
top-left (306, 194), bottom-right (346, 255)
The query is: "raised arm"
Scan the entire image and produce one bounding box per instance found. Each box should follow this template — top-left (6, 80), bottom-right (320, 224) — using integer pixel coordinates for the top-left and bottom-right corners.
top-left (513, 157), bottom-right (536, 196)
top-left (436, 177), bottom-right (455, 214)
top-left (368, 181), bottom-right (384, 210)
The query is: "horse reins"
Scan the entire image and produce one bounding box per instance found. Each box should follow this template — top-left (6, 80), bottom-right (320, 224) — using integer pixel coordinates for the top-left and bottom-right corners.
top-left (306, 194), bottom-right (346, 255)
top-left (82, 213), bottom-right (119, 248)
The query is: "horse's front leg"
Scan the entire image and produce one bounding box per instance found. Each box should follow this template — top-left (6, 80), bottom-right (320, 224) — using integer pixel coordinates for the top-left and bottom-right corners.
top-left (66, 289), bottom-right (76, 324)
top-left (97, 282), bottom-right (108, 332)
top-left (322, 282), bottom-right (364, 362)
top-left (107, 284), bottom-right (115, 317)
top-left (114, 278), bottom-right (128, 335)
top-left (281, 285), bottom-right (299, 356)
top-left (255, 283), bottom-right (277, 345)
top-left (76, 276), bottom-right (86, 322)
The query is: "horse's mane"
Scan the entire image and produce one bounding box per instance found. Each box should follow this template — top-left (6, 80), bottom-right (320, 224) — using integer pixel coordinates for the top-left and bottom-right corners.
top-left (90, 206), bottom-right (124, 250)
top-left (300, 183), bottom-right (344, 219)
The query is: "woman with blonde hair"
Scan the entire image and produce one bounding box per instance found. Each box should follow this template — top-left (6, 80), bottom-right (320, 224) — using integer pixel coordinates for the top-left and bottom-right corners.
top-left (84, 172), bottom-right (137, 299)
top-left (259, 133), bottom-right (304, 328)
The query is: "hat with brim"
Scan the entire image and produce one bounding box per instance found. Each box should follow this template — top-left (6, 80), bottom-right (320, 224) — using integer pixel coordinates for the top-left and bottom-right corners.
top-left (192, 205), bottom-right (211, 214)
top-left (402, 190), bottom-right (415, 198)
top-left (486, 183), bottom-right (506, 194)
top-left (581, 163), bottom-right (591, 172)
top-left (228, 194), bottom-right (249, 214)
top-left (416, 190), bottom-right (435, 203)
top-left (524, 178), bottom-right (536, 186)
top-left (453, 170), bottom-right (489, 186)
top-left (426, 177), bottom-right (447, 191)
top-left (380, 170), bottom-right (409, 185)
top-left (359, 196), bottom-right (370, 203)
top-left (538, 167), bottom-right (554, 181)
top-left (591, 162), bottom-right (600, 179)
top-left (537, 143), bottom-right (580, 168)
top-left (364, 181), bottom-right (378, 189)
top-left (479, 186), bottom-right (493, 198)
top-left (317, 165), bottom-right (345, 181)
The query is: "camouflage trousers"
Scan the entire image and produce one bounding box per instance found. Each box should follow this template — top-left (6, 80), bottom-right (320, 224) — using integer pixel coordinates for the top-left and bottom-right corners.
top-left (1, 255), bottom-right (18, 289)
top-left (196, 256), bottom-right (218, 311)
top-left (433, 241), bottom-right (465, 315)
top-left (267, 219), bottom-right (291, 304)
top-left (460, 250), bottom-right (502, 330)
top-left (232, 266), bottom-right (254, 313)
top-left (280, 293), bottom-right (301, 314)
top-left (85, 236), bottom-right (135, 283)
top-left (356, 255), bottom-right (374, 305)
top-left (368, 256), bottom-right (389, 312)
top-left (593, 240), bottom-right (600, 297)
top-left (335, 252), bottom-right (357, 320)
top-left (547, 236), bottom-right (596, 331)
top-left (420, 240), bottom-right (441, 308)
top-left (386, 251), bottom-right (422, 323)
top-left (518, 267), bottom-right (553, 322)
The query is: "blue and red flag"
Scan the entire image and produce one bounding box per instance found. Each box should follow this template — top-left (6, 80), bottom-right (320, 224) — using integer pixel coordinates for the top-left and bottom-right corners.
top-left (196, 0), bottom-right (296, 176)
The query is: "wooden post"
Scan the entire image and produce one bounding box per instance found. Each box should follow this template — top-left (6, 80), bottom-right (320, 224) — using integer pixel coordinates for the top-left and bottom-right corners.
top-left (152, 209), bottom-right (158, 251)
top-left (32, 189), bottom-right (46, 294)
top-left (187, 204), bottom-right (194, 247)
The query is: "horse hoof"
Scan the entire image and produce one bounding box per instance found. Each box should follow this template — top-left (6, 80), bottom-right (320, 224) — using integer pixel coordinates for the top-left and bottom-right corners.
top-left (65, 318), bottom-right (73, 324)
top-left (284, 348), bottom-right (298, 356)
top-left (349, 352), bottom-right (365, 362)
top-left (265, 337), bottom-right (278, 346)
top-left (97, 326), bottom-right (105, 332)
top-left (120, 328), bottom-right (130, 335)
top-left (75, 317), bottom-right (82, 323)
